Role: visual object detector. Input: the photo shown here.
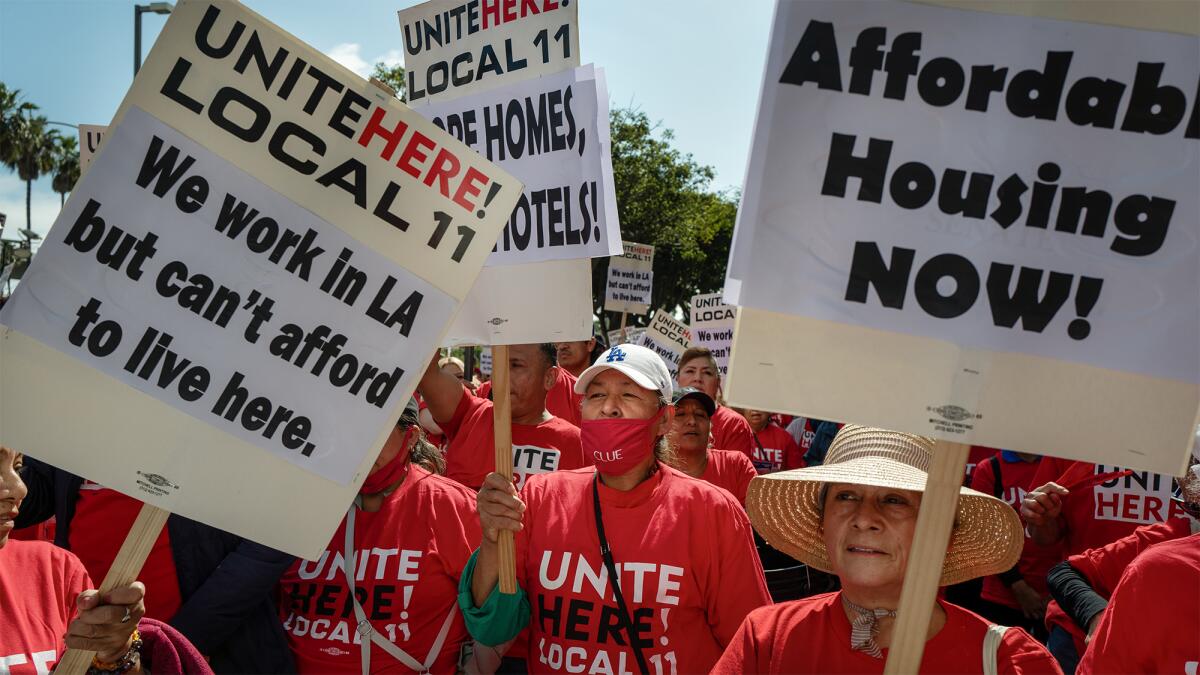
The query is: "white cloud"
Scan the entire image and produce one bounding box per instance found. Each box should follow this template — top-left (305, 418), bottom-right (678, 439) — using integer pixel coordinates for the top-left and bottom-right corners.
top-left (327, 42), bottom-right (371, 77)
top-left (325, 43), bottom-right (406, 79)
top-left (0, 172), bottom-right (63, 244)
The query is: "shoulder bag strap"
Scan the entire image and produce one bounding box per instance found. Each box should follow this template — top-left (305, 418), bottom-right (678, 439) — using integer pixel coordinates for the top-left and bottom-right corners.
top-left (988, 455), bottom-right (1004, 499)
top-left (343, 505), bottom-right (455, 674)
top-left (593, 475), bottom-right (650, 675)
top-left (981, 623), bottom-right (1009, 675)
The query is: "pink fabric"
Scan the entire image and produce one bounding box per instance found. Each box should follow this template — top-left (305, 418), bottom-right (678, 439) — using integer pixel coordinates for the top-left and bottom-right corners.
top-left (139, 618), bottom-right (213, 675)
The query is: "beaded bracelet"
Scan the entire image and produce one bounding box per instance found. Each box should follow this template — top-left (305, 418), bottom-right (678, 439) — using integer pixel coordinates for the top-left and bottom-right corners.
top-left (87, 629), bottom-right (142, 675)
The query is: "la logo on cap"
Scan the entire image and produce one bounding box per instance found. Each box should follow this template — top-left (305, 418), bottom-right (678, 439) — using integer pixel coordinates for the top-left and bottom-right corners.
top-left (607, 347), bottom-right (628, 363)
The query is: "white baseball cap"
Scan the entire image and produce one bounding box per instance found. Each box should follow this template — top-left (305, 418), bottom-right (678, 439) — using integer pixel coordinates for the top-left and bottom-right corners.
top-left (574, 343), bottom-right (674, 398)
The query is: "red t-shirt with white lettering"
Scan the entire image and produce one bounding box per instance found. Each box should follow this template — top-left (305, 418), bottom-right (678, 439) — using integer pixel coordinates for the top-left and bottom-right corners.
top-left (1031, 458), bottom-right (1188, 647)
top-left (710, 406), bottom-right (754, 458)
top-left (700, 450), bottom-right (758, 506)
top-left (712, 592), bottom-right (1061, 674)
top-left (441, 386), bottom-right (583, 490)
top-left (1078, 533), bottom-right (1200, 674)
top-left (750, 423), bottom-right (803, 473)
top-left (70, 483), bottom-right (182, 621)
top-left (476, 369), bottom-right (583, 429)
top-left (969, 455), bottom-right (1064, 608)
top-left (279, 465), bottom-right (481, 673)
top-left (515, 466), bottom-right (771, 674)
top-left (0, 540), bottom-right (91, 674)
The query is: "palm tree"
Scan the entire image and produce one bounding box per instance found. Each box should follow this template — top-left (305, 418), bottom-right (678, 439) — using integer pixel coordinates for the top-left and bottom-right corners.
top-left (1, 108), bottom-right (59, 238)
top-left (51, 135), bottom-right (80, 206)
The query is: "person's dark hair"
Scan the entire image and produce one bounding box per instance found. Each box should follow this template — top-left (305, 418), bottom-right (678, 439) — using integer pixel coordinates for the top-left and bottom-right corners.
top-left (538, 342), bottom-right (557, 368)
top-left (589, 333), bottom-right (608, 364)
top-left (397, 410), bottom-right (446, 474)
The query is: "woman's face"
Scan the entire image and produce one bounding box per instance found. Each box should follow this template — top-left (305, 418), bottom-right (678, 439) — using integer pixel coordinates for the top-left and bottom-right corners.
top-left (582, 369), bottom-right (669, 434)
top-left (821, 483), bottom-right (921, 595)
top-left (370, 425), bottom-right (415, 474)
top-left (0, 447), bottom-right (28, 549)
top-left (676, 358), bottom-right (720, 399)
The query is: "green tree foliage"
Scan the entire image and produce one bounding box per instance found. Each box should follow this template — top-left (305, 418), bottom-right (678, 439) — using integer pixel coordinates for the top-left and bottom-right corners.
top-left (369, 62), bottom-right (407, 102)
top-left (594, 108), bottom-right (738, 334)
top-left (0, 83), bottom-right (60, 235)
top-left (51, 135), bottom-right (80, 206)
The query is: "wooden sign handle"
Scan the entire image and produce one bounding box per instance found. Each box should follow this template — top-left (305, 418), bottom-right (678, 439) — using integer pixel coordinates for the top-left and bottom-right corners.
top-left (618, 311), bottom-right (628, 342)
top-left (883, 440), bottom-right (969, 674)
top-left (491, 345), bottom-right (518, 594)
top-left (55, 502), bottom-right (170, 674)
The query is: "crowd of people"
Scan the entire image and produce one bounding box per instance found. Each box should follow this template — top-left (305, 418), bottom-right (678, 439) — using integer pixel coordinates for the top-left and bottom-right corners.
top-left (1, 336), bottom-right (1197, 674)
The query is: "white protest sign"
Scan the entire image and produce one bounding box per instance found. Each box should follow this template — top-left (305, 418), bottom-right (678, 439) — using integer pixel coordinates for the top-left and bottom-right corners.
top-left (690, 292), bottom-right (736, 378)
top-left (724, 0), bottom-right (1200, 475)
top-left (442, 257), bottom-right (592, 345)
top-left (480, 346), bottom-right (493, 375)
top-left (637, 309), bottom-right (691, 379)
top-left (398, 0), bottom-right (579, 105)
top-left (414, 65), bottom-right (621, 265)
top-left (0, 0), bottom-right (520, 558)
top-left (605, 242), bottom-right (654, 314)
top-left (79, 124), bottom-right (107, 172)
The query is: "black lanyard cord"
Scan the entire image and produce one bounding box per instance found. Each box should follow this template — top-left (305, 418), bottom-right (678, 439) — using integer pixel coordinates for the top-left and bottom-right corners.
top-left (592, 474), bottom-right (650, 675)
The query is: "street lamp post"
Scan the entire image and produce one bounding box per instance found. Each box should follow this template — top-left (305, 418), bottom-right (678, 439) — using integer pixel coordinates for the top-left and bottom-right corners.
top-left (134, 3), bottom-right (174, 75)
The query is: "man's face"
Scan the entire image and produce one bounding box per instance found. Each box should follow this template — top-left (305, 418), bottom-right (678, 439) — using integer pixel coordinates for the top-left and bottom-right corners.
top-left (677, 357), bottom-right (720, 399)
top-left (508, 344), bottom-right (555, 417)
top-left (555, 340), bottom-right (595, 371)
top-left (670, 399), bottom-right (711, 455)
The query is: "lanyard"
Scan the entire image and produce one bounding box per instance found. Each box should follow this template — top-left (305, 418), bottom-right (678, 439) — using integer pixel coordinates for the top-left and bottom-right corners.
top-left (342, 504), bottom-right (457, 675)
top-left (592, 475), bottom-right (650, 675)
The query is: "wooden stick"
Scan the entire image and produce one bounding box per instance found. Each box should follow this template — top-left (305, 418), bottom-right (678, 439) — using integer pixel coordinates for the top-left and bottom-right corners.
top-left (55, 503), bottom-right (170, 674)
top-left (618, 311), bottom-right (628, 342)
top-left (883, 440), bottom-right (969, 675)
top-left (491, 344), bottom-right (517, 594)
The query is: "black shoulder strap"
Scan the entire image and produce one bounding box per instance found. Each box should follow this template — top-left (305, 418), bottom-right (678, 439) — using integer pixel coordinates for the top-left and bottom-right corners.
top-left (989, 455), bottom-right (1003, 499)
top-left (592, 475), bottom-right (650, 675)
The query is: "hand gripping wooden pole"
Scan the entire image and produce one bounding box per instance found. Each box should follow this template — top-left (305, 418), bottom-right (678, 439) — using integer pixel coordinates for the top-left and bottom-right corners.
top-left (55, 502), bottom-right (170, 674)
top-left (882, 440), bottom-right (969, 674)
top-left (491, 344), bottom-right (518, 594)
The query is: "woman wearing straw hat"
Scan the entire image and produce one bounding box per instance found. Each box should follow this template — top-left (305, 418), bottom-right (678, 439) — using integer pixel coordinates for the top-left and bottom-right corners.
top-left (713, 425), bottom-right (1061, 674)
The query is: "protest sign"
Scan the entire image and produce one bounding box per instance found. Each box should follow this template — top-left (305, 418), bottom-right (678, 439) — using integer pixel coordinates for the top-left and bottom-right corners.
top-left (690, 292), bottom-right (735, 378)
top-left (78, 124), bottom-right (107, 172)
top-left (637, 309), bottom-right (691, 379)
top-left (398, 0), bottom-right (579, 105)
top-left (605, 242), bottom-right (654, 314)
top-left (442, 257), bottom-right (592, 345)
top-left (724, 0), bottom-right (1200, 476)
top-left (0, 0), bottom-right (520, 559)
top-left (414, 65), bottom-right (621, 265)
top-left (479, 345), bottom-right (492, 375)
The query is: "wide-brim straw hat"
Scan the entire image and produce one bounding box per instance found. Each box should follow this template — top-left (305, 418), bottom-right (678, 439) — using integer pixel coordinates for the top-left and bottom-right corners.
top-left (746, 425), bottom-right (1023, 586)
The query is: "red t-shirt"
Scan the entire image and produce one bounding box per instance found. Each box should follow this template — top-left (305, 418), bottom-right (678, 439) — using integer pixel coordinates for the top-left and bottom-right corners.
top-left (964, 445), bottom-right (1000, 486)
top-left (1067, 518), bottom-right (1195, 599)
top-left (515, 466), bottom-right (772, 674)
top-left (970, 454), bottom-right (1065, 608)
top-left (441, 387), bottom-right (584, 490)
top-left (700, 450), bottom-right (759, 506)
top-left (710, 406), bottom-right (754, 458)
top-left (279, 465), bottom-right (481, 673)
top-left (69, 483), bottom-right (182, 620)
top-left (713, 592), bottom-right (1061, 674)
top-left (1078, 533), bottom-right (1200, 674)
top-left (749, 423), bottom-right (803, 473)
top-left (1031, 458), bottom-right (1189, 646)
top-left (476, 368), bottom-right (583, 429)
top-left (0, 540), bottom-right (91, 674)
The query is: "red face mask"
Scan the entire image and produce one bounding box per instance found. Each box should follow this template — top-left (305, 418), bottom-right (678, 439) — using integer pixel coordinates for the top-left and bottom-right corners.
top-left (581, 408), bottom-right (666, 476)
top-left (360, 426), bottom-right (416, 495)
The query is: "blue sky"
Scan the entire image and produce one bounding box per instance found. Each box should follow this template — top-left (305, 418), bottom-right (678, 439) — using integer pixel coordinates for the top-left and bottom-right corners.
top-left (0, 0), bottom-right (775, 245)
